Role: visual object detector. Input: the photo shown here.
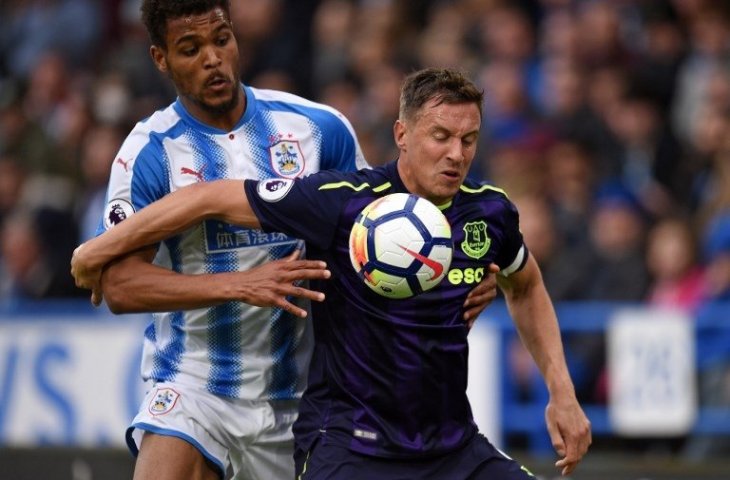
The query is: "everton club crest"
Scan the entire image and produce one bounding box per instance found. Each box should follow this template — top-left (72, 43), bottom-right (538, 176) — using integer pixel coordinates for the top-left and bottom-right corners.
top-left (461, 220), bottom-right (490, 259)
top-left (269, 139), bottom-right (304, 178)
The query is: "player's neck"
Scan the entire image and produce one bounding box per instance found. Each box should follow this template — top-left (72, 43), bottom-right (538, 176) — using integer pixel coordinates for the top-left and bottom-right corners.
top-left (179, 90), bottom-right (246, 132)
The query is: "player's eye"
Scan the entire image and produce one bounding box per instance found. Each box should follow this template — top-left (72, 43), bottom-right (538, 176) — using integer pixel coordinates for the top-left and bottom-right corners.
top-left (462, 134), bottom-right (478, 147)
top-left (181, 46), bottom-right (198, 56)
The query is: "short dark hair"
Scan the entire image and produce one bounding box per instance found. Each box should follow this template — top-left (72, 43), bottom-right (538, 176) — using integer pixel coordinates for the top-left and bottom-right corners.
top-left (399, 68), bottom-right (484, 121)
top-left (141, 0), bottom-right (231, 48)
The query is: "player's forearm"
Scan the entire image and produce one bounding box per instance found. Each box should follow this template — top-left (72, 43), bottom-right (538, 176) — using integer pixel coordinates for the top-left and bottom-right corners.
top-left (501, 256), bottom-right (576, 396)
top-left (82, 180), bottom-right (257, 270)
top-left (102, 261), bottom-right (240, 313)
top-left (507, 286), bottom-right (575, 396)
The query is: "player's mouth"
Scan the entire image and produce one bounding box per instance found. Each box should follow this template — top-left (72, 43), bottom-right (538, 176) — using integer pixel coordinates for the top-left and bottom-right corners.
top-left (206, 74), bottom-right (230, 92)
top-left (439, 169), bottom-right (462, 182)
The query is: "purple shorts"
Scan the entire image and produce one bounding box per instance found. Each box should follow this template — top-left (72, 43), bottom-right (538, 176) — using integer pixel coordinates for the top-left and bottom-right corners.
top-left (294, 433), bottom-right (536, 480)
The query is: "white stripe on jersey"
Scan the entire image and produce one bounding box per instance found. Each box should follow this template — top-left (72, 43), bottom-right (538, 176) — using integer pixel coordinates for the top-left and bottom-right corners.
top-left (101, 85), bottom-right (362, 400)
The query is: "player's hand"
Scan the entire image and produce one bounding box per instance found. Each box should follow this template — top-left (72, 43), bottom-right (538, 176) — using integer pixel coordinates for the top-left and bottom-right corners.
top-left (463, 263), bottom-right (500, 329)
top-left (70, 243), bottom-right (105, 307)
top-left (233, 249), bottom-right (330, 318)
top-left (545, 393), bottom-right (592, 476)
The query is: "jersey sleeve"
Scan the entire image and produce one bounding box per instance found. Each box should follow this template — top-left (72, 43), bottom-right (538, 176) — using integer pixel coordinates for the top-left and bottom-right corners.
top-left (494, 198), bottom-right (529, 276)
top-left (96, 130), bottom-right (170, 236)
top-left (244, 170), bottom-right (351, 250)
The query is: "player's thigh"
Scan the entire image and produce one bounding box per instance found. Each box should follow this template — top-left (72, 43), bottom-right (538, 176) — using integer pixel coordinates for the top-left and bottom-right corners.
top-left (133, 432), bottom-right (221, 480)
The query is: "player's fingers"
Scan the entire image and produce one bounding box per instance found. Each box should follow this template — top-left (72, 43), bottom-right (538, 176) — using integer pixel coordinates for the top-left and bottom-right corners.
top-left (555, 440), bottom-right (577, 470)
top-left (464, 313), bottom-right (477, 330)
top-left (555, 457), bottom-right (577, 476)
top-left (288, 286), bottom-right (326, 302)
top-left (283, 267), bottom-right (331, 285)
top-left (91, 288), bottom-right (103, 307)
top-left (276, 299), bottom-right (308, 318)
top-left (284, 248), bottom-right (303, 261)
top-left (545, 417), bottom-right (566, 458)
top-left (462, 305), bottom-right (480, 325)
top-left (289, 260), bottom-right (328, 271)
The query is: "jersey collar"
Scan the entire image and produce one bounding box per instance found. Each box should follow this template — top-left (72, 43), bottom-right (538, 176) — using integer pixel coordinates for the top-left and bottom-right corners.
top-left (173, 83), bottom-right (256, 134)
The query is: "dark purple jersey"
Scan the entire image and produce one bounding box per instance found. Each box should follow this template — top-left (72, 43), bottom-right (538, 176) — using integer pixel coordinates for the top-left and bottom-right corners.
top-left (244, 161), bottom-right (527, 459)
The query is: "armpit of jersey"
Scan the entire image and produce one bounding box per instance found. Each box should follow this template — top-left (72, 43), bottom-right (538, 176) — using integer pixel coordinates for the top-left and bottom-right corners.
top-left (256, 178), bottom-right (294, 202)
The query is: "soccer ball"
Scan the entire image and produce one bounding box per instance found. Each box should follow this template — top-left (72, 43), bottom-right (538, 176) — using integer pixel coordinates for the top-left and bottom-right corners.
top-left (349, 193), bottom-right (453, 299)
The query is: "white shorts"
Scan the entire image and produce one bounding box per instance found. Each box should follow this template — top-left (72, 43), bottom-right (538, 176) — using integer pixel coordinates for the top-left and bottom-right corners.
top-left (126, 381), bottom-right (300, 480)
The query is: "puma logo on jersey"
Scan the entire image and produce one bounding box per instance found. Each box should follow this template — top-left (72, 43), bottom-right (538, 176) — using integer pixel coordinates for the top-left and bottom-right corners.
top-left (181, 166), bottom-right (205, 182)
top-left (116, 158), bottom-right (131, 172)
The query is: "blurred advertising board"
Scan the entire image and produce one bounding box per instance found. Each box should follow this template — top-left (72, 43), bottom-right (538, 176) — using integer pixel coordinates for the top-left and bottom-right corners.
top-left (0, 313), bottom-right (147, 447)
top-left (608, 308), bottom-right (697, 436)
top-left (0, 311), bottom-right (503, 449)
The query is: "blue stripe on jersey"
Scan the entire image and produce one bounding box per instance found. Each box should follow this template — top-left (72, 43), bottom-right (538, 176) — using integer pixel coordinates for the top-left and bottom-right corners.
top-left (151, 235), bottom-right (185, 381)
top-left (267, 242), bottom-right (300, 399)
top-left (144, 324), bottom-right (155, 342)
top-left (152, 311), bottom-right (186, 382)
top-left (207, 302), bottom-right (243, 396)
top-left (244, 106), bottom-right (279, 174)
top-left (184, 126), bottom-right (245, 397)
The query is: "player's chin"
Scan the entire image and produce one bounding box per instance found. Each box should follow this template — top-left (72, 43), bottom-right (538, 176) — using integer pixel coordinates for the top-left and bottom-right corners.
top-left (434, 179), bottom-right (461, 198)
top-left (201, 93), bottom-right (238, 114)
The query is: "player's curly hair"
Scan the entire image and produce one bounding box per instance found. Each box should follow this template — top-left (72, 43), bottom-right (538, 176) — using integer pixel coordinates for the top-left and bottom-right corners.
top-left (141, 0), bottom-right (231, 48)
top-left (399, 68), bottom-right (484, 121)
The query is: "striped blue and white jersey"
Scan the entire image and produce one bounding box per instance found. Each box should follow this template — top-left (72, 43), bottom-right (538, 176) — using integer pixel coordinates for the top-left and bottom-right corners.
top-left (98, 84), bottom-right (366, 401)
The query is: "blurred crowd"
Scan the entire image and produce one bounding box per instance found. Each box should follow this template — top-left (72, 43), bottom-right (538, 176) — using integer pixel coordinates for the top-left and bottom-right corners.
top-left (0, 0), bottom-right (729, 420)
top-left (1, 0), bottom-right (728, 307)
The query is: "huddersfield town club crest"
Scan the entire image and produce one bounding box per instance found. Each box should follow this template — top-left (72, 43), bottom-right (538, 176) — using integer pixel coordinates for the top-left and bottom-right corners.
top-left (148, 387), bottom-right (180, 416)
top-left (269, 140), bottom-right (304, 178)
top-left (461, 221), bottom-right (490, 259)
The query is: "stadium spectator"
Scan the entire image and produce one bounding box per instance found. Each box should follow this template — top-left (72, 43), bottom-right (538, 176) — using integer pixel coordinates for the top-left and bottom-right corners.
top-left (0, 207), bottom-right (82, 300)
top-left (0, 0), bottom-right (102, 79)
top-left (74, 123), bottom-right (124, 241)
top-left (645, 216), bottom-right (707, 312)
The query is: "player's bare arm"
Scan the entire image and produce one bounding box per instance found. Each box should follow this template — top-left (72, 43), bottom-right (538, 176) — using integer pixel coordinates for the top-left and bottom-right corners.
top-left (99, 248), bottom-right (328, 318)
top-left (72, 180), bottom-right (258, 288)
top-left (496, 254), bottom-right (592, 476)
top-left (71, 180), bottom-right (329, 316)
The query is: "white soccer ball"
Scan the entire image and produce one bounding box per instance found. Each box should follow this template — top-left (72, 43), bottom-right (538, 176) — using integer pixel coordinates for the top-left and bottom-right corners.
top-left (348, 193), bottom-right (453, 299)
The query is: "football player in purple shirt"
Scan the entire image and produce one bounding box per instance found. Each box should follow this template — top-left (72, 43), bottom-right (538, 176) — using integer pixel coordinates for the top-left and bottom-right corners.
top-left (72, 67), bottom-right (590, 479)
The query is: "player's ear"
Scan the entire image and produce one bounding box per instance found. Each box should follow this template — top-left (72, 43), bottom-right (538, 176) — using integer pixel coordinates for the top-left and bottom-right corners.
top-left (394, 119), bottom-right (407, 150)
top-left (150, 45), bottom-right (168, 74)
